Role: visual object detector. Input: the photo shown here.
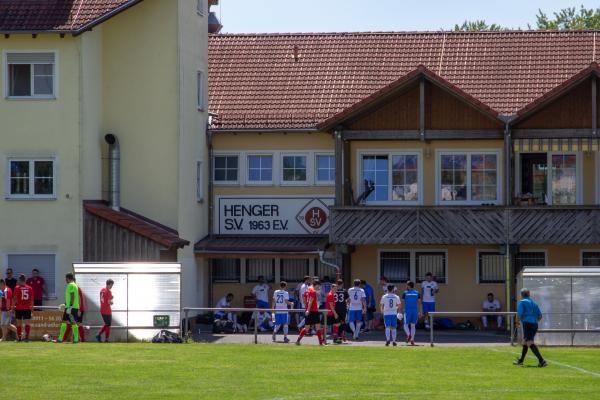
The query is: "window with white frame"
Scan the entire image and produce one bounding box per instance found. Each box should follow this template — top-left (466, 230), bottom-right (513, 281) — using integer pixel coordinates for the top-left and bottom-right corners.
top-left (280, 259), bottom-right (310, 282)
top-left (6, 52), bottom-right (56, 98)
top-left (282, 154), bottom-right (307, 183)
top-left (361, 153), bottom-right (420, 203)
top-left (551, 154), bottom-right (577, 205)
top-left (197, 70), bottom-right (206, 111)
top-left (211, 259), bottom-right (240, 282)
top-left (362, 155), bottom-right (389, 201)
top-left (582, 251), bottom-right (600, 266)
top-left (392, 154), bottom-right (419, 201)
top-left (513, 251), bottom-right (546, 275)
top-left (439, 152), bottom-right (499, 204)
top-left (380, 252), bottom-right (411, 283)
top-left (316, 154), bottom-right (335, 183)
top-left (246, 259), bottom-right (275, 282)
top-left (478, 252), bottom-right (505, 283)
top-left (7, 254), bottom-right (55, 297)
top-left (196, 0), bottom-right (205, 15)
top-left (8, 158), bottom-right (55, 198)
top-left (415, 252), bottom-right (446, 283)
top-left (214, 155), bottom-right (238, 183)
top-left (247, 154), bottom-right (273, 183)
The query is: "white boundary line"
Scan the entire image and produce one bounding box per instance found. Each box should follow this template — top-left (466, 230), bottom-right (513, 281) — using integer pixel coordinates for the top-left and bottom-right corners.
top-left (490, 348), bottom-right (600, 377)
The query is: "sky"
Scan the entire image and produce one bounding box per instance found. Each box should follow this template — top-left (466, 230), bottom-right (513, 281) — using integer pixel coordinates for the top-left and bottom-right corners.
top-left (216, 0), bottom-right (600, 33)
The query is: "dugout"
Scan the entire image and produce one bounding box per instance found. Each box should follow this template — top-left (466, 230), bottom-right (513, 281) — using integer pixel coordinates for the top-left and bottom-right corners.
top-left (517, 267), bottom-right (600, 346)
top-left (73, 263), bottom-right (181, 341)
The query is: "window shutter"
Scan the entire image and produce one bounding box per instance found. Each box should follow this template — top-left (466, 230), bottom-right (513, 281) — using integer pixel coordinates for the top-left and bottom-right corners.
top-left (7, 52), bottom-right (55, 64)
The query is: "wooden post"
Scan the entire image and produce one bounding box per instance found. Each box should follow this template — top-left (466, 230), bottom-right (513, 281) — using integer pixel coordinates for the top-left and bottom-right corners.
top-left (592, 76), bottom-right (597, 136)
top-left (334, 128), bottom-right (344, 206)
top-left (419, 78), bottom-right (425, 141)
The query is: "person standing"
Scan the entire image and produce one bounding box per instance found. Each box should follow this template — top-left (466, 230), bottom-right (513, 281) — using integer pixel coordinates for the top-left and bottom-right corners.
top-left (4, 268), bottom-right (17, 292)
top-left (76, 283), bottom-right (87, 342)
top-left (251, 275), bottom-right (270, 309)
top-left (26, 268), bottom-right (47, 308)
top-left (13, 275), bottom-right (34, 342)
top-left (380, 284), bottom-right (401, 346)
top-left (361, 280), bottom-right (376, 332)
top-left (421, 272), bottom-right (439, 329)
top-left (402, 281), bottom-right (421, 346)
top-left (332, 279), bottom-right (348, 344)
top-left (296, 276), bottom-right (311, 329)
top-left (57, 273), bottom-right (80, 344)
top-left (0, 279), bottom-right (16, 341)
top-left (514, 288), bottom-right (547, 367)
top-left (96, 279), bottom-right (114, 342)
top-left (296, 279), bottom-right (325, 346)
top-left (347, 279), bottom-right (366, 340)
top-left (272, 281), bottom-right (293, 343)
top-left (481, 293), bottom-right (503, 330)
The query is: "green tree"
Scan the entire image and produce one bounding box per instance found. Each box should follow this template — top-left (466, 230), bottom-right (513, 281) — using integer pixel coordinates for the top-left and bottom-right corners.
top-left (535, 5), bottom-right (600, 29)
top-left (454, 20), bottom-right (504, 32)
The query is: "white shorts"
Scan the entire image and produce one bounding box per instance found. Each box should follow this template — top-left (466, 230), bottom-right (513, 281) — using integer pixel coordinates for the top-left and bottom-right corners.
top-left (0, 311), bottom-right (11, 326)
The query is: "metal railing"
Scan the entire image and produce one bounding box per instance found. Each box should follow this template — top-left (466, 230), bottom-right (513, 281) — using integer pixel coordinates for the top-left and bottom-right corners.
top-left (182, 307), bottom-right (331, 344)
top-left (427, 311), bottom-right (518, 347)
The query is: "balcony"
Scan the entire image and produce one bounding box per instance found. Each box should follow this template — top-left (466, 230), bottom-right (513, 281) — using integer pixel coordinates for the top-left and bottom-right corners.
top-left (330, 206), bottom-right (600, 245)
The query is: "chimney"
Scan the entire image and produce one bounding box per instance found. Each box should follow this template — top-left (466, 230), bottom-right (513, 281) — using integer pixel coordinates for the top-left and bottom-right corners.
top-left (208, 0), bottom-right (222, 33)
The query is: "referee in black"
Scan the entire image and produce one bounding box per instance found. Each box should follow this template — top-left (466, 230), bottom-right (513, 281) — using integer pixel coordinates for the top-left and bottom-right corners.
top-left (514, 288), bottom-right (547, 367)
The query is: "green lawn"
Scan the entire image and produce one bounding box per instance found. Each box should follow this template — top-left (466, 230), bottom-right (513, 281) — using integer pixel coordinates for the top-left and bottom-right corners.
top-left (3, 343), bottom-right (599, 399)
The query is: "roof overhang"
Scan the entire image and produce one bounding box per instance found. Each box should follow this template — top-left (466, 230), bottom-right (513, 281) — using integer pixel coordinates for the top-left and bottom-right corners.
top-left (195, 235), bottom-right (330, 258)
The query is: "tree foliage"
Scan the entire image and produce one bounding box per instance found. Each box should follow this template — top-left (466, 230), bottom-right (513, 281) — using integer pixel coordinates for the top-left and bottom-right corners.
top-left (454, 20), bottom-right (504, 32)
top-left (535, 6), bottom-right (600, 30)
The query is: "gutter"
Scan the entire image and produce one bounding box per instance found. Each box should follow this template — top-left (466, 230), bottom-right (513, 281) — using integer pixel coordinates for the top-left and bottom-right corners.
top-left (209, 128), bottom-right (320, 134)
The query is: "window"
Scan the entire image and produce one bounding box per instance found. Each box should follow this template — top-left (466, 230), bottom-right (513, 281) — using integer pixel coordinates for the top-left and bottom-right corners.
top-left (6, 52), bottom-right (56, 98)
top-left (392, 154), bottom-right (419, 201)
top-left (196, 161), bottom-right (204, 202)
top-left (513, 251), bottom-right (546, 275)
top-left (7, 254), bottom-right (55, 297)
top-left (316, 154), bottom-right (335, 183)
top-left (196, 0), bottom-right (205, 15)
top-left (582, 252), bottom-right (600, 266)
top-left (211, 259), bottom-right (240, 282)
top-left (247, 155), bottom-right (273, 183)
top-left (362, 155), bottom-right (388, 201)
top-left (8, 159), bottom-right (55, 198)
top-left (439, 152), bottom-right (499, 204)
top-left (197, 70), bottom-right (206, 111)
top-left (551, 154), bottom-right (577, 205)
top-left (214, 155), bottom-right (238, 183)
top-left (246, 259), bottom-right (275, 282)
top-left (415, 252), bottom-right (446, 283)
top-left (478, 252), bottom-right (505, 283)
top-left (380, 252), bottom-right (411, 283)
top-left (280, 259), bottom-right (310, 282)
top-left (282, 154), bottom-right (307, 183)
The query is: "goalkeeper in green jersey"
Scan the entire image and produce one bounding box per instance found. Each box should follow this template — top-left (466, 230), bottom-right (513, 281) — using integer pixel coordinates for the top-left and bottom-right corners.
top-left (57, 273), bottom-right (80, 343)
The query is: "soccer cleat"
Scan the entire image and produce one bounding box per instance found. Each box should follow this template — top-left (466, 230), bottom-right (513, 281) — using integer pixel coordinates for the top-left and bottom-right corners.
top-left (392, 342), bottom-right (397, 347)
top-left (385, 341), bottom-right (390, 346)
top-left (405, 335), bottom-right (411, 343)
top-left (538, 360), bottom-right (548, 368)
top-left (295, 340), bottom-right (301, 346)
top-left (283, 337), bottom-right (290, 344)
top-left (104, 339), bottom-right (110, 343)
top-left (95, 335), bottom-right (102, 343)
top-left (410, 340), bottom-right (415, 346)
top-left (513, 359), bottom-right (523, 366)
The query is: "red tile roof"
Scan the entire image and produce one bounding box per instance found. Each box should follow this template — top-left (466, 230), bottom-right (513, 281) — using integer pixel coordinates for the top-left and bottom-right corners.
top-left (0, 0), bottom-right (141, 34)
top-left (208, 31), bottom-right (600, 130)
top-left (195, 235), bottom-right (329, 255)
top-left (84, 202), bottom-right (189, 249)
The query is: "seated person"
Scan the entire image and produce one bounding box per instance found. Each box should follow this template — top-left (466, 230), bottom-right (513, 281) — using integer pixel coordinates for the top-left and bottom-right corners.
top-left (215, 293), bottom-right (246, 332)
top-left (482, 292), bottom-right (503, 330)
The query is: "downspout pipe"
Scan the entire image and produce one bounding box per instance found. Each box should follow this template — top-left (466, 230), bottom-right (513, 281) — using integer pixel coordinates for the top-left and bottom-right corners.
top-left (105, 134), bottom-right (120, 211)
top-left (318, 250), bottom-right (342, 281)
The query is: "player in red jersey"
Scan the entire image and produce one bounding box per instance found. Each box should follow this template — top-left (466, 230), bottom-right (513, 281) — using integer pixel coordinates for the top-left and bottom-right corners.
top-left (13, 275), bottom-right (34, 342)
top-left (96, 279), bottom-right (114, 342)
top-left (296, 279), bottom-right (325, 346)
top-left (26, 268), bottom-right (47, 308)
top-left (0, 279), bottom-right (17, 341)
top-left (326, 283), bottom-right (338, 343)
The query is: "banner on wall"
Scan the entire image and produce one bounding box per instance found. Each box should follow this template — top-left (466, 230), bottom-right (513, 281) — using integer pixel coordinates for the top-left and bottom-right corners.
top-left (216, 196), bottom-right (334, 235)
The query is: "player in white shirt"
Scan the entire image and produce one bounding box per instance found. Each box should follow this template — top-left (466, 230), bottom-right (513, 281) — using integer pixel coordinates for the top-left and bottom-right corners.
top-left (481, 292), bottom-right (503, 330)
top-left (296, 276), bottom-right (311, 329)
top-left (272, 281), bottom-right (293, 343)
top-left (347, 279), bottom-right (366, 340)
top-left (251, 276), bottom-right (272, 331)
top-left (380, 285), bottom-right (402, 346)
top-left (421, 272), bottom-right (439, 329)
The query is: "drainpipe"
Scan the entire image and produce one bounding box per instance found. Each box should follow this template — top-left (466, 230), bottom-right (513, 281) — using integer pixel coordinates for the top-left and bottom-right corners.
top-left (207, 113), bottom-right (218, 236)
top-left (318, 250), bottom-right (342, 281)
top-left (105, 134), bottom-right (120, 211)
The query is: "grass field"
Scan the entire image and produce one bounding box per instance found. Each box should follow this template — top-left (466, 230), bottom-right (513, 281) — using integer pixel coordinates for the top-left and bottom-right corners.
top-left (3, 343), bottom-right (599, 400)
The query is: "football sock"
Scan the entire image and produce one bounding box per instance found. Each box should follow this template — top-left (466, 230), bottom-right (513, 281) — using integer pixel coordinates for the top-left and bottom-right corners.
top-left (78, 325), bottom-right (85, 342)
top-left (105, 326), bottom-right (111, 339)
top-left (332, 325), bottom-right (339, 339)
top-left (530, 344), bottom-right (544, 362)
top-left (403, 324), bottom-right (410, 337)
top-left (16, 326), bottom-right (22, 339)
top-left (98, 326), bottom-right (106, 337)
top-left (298, 328), bottom-right (306, 341)
top-left (385, 327), bottom-right (391, 341)
top-left (391, 328), bottom-right (397, 342)
top-left (316, 329), bottom-right (323, 344)
top-left (72, 324), bottom-right (80, 342)
top-left (410, 324), bottom-right (416, 338)
top-left (349, 322), bottom-right (356, 333)
top-left (355, 322), bottom-right (362, 333)
top-left (58, 323), bottom-right (67, 341)
top-left (283, 325), bottom-right (288, 336)
top-left (273, 325), bottom-right (280, 334)
top-left (25, 325), bottom-right (30, 339)
top-left (520, 345), bottom-right (528, 361)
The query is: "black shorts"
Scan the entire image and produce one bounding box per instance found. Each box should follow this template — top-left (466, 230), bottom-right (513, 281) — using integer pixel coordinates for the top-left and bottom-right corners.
top-left (102, 314), bottom-right (112, 326)
top-left (15, 309), bottom-right (32, 320)
top-left (305, 311), bottom-right (321, 326)
top-left (62, 308), bottom-right (79, 323)
top-left (522, 322), bottom-right (538, 341)
top-left (77, 311), bottom-right (85, 324)
top-left (333, 309), bottom-right (347, 324)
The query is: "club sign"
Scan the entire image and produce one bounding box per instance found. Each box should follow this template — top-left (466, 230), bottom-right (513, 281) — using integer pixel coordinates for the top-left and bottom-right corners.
top-left (217, 196), bottom-right (334, 235)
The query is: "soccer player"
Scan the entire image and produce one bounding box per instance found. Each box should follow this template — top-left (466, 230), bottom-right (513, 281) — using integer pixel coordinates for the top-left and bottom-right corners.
top-left (481, 292), bottom-right (503, 330)
top-left (380, 284), bottom-right (401, 346)
top-left (514, 288), bottom-right (547, 367)
top-left (296, 279), bottom-right (325, 346)
top-left (13, 275), bottom-right (34, 342)
top-left (296, 275), bottom-right (311, 329)
top-left (252, 275), bottom-right (271, 331)
top-left (26, 268), bottom-right (47, 308)
top-left (361, 280), bottom-right (376, 332)
top-left (402, 281), bottom-right (421, 346)
top-left (96, 279), bottom-right (114, 342)
top-left (325, 283), bottom-right (337, 342)
top-left (272, 281), bottom-right (293, 343)
top-left (347, 279), bottom-right (366, 340)
top-left (0, 279), bottom-right (17, 342)
top-left (421, 272), bottom-right (439, 329)
top-left (332, 279), bottom-right (348, 344)
top-left (57, 273), bottom-right (80, 344)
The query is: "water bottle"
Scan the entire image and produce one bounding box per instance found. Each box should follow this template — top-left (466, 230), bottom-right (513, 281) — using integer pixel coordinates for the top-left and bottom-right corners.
top-left (584, 318), bottom-right (589, 330)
